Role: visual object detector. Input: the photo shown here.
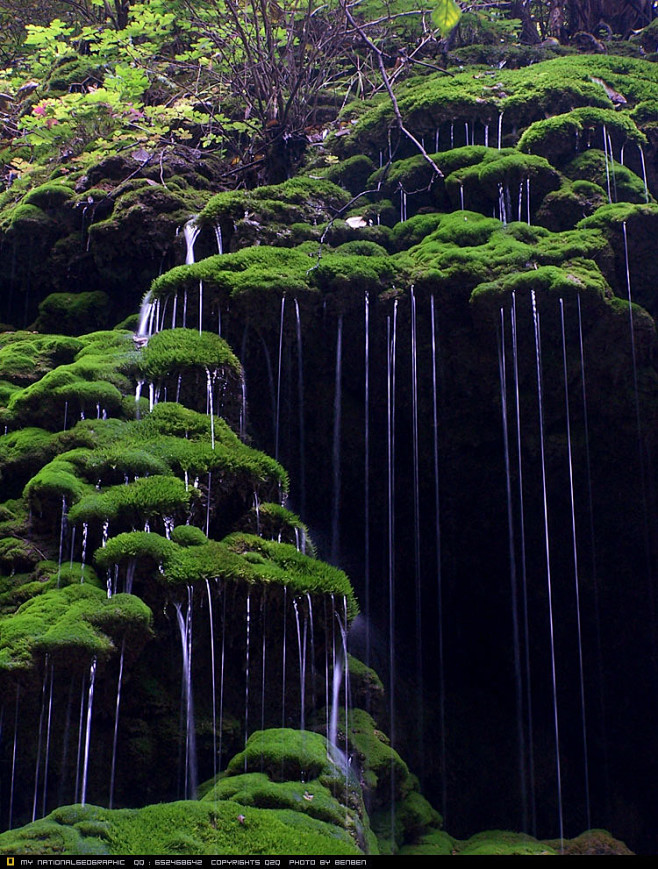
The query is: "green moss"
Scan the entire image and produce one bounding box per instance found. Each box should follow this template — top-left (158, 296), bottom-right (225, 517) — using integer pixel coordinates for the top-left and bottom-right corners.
top-left (226, 728), bottom-right (338, 783)
top-left (458, 830), bottom-right (556, 855)
top-left (564, 151), bottom-right (650, 203)
top-left (0, 583), bottom-right (149, 672)
top-left (200, 772), bottom-right (346, 827)
top-left (23, 182), bottom-right (74, 209)
top-left (68, 475), bottom-right (194, 527)
top-left (140, 329), bottom-right (241, 380)
top-left (0, 799), bottom-right (360, 856)
top-left (398, 828), bottom-right (456, 855)
top-left (343, 709), bottom-right (410, 806)
top-left (519, 107), bottom-right (644, 161)
top-left (170, 524), bottom-right (208, 547)
top-left (33, 292), bottom-right (110, 335)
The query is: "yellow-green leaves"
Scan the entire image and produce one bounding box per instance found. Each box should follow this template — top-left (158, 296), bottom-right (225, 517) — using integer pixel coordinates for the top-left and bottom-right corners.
top-left (431, 0), bottom-right (461, 36)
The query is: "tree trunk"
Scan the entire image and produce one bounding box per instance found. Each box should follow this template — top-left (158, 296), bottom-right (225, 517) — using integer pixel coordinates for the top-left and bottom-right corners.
top-left (568, 1), bottom-right (654, 37)
top-left (512, 0), bottom-right (541, 43)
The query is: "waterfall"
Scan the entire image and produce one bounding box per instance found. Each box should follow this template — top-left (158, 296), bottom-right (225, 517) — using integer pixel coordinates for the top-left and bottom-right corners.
top-left (136, 291), bottom-right (157, 339)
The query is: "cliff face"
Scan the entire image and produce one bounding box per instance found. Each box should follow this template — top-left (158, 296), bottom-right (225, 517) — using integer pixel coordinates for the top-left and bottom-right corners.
top-left (1, 21), bottom-right (657, 855)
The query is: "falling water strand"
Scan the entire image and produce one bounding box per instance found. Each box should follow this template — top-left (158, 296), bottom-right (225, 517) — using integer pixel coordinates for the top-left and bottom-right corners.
top-left (8, 685), bottom-right (20, 829)
top-left (294, 299), bottom-right (306, 516)
top-left (602, 125), bottom-right (612, 203)
top-left (517, 181), bottom-right (523, 223)
top-left (639, 144), bottom-right (650, 203)
top-left (531, 290), bottom-right (564, 847)
top-left (607, 130), bottom-right (618, 202)
top-left (307, 593), bottom-right (316, 715)
top-left (498, 111), bottom-right (504, 149)
top-left (32, 658), bottom-right (50, 822)
top-left (206, 367), bottom-right (216, 450)
top-left (80, 657), bottom-right (98, 807)
top-left (74, 672), bottom-right (87, 803)
top-left (364, 291), bottom-right (371, 669)
top-left (205, 471), bottom-right (212, 537)
top-left (430, 295), bottom-right (447, 822)
top-left (205, 579), bottom-right (218, 785)
top-left (281, 586), bottom-right (288, 727)
top-left (41, 659), bottom-right (54, 818)
top-left (244, 591), bottom-right (251, 758)
top-left (293, 598), bottom-right (307, 731)
top-left (559, 298), bottom-right (591, 829)
top-left (261, 594), bottom-right (267, 735)
top-left (577, 296), bottom-right (610, 814)
top-left (622, 221), bottom-right (656, 670)
top-left (214, 223), bottom-right (223, 255)
top-left (218, 582), bottom-right (227, 771)
top-left (137, 291), bottom-right (156, 338)
top-left (331, 315), bottom-right (343, 564)
top-left (511, 292), bottom-right (536, 835)
top-left (198, 280), bottom-right (203, 335)
top-left (498, 309), bottom-right (528, 833)
top-left (80, 522), bottom-right (88, 582)
top-left (184, 217), bottom-right (200, 265)
top-left (387, 301), bottom-right (398, 841)
top-left (526, 177), bottom-right (531, 225)
top-left (459, 183), bottom-right (465, 211)
top-left (275, 296), bottom-right (286, 461)
top-left (57, 496), bottom-right (67, 587)
top-left (410, 287), bottom-right (424, 771)
top-left (498, 183), bottom-right (507, 225)
top-left (109, 638), bottom-right (125, 809)
top-left (175, 588), bottom-right (197, 799)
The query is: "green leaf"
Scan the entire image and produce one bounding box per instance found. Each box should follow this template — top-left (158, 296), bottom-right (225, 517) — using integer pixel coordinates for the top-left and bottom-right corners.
top-left (431, 0), bottom-right (461, 36)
